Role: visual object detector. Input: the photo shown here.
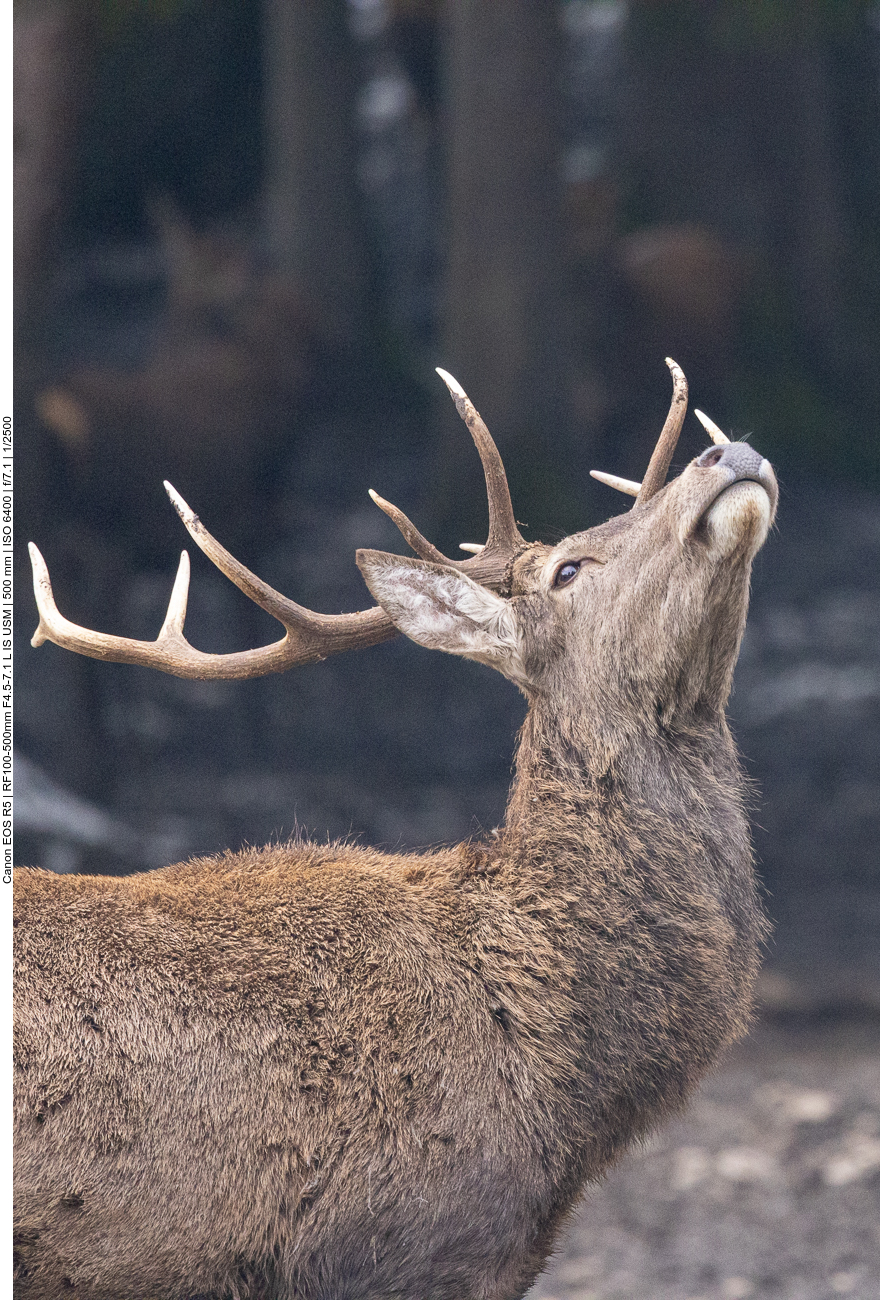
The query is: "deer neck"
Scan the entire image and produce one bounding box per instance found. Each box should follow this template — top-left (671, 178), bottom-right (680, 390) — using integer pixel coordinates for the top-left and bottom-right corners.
top-left (485, 692), bottom-right (764, 1187)
top-left (501, 560), bottom-right (755, 879)
top-left (499, 695), bottom-right (755, 929)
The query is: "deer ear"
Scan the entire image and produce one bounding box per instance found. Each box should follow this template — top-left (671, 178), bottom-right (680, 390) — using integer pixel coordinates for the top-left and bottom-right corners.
top-left (357, 549), bottom-right (530, 686)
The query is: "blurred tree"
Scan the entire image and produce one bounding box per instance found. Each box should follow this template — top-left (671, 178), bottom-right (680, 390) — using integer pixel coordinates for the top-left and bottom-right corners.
top-left (35, 199), bottom-right (327, 562)
top-left (263, 0), bottom-right (371, 342)
top-left (620, 0), bottom-right (880, 479)
top-left (15, 0), bottom-right (98, 597)
top-left (14, 0), bottom-right (94, 331)
top-left (70, 0), bottom-right (260, 236)
top-left (438, 0), bottom-right (574, 534)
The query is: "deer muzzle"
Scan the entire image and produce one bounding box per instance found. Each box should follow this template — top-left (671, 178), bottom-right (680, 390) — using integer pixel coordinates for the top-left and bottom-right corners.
top-left (680, 443), bottom-right (778, 553)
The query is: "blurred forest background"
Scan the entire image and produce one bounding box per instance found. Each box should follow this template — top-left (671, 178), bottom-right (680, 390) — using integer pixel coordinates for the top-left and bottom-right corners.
top-left (14, 0), bottom-right (880, 1003)
top-left (13, 2), bottom-right (880, 1295)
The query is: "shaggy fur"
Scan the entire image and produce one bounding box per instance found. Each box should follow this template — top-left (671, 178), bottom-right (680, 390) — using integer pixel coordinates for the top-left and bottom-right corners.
top-left (14, 445), bottom-right (776, 1300)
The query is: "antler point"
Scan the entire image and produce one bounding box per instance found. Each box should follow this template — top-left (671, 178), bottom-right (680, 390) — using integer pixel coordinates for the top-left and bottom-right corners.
top-left (590, 470), bottom-right (642, 498)
top-left (164, 481), bottom-right (196, 523)
top-left (693, 409), bottom-right (731, 446)
top-left (160, 550), bottom-right (191, 638)
top-left (435, 367), bottom-right (465, 400)
top-left (28, 543), bottom-right (54, 647)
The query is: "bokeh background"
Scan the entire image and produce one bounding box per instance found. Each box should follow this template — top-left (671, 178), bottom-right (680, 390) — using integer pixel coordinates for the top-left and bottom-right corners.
top-left (14, 2), bottom-right (880, 1296)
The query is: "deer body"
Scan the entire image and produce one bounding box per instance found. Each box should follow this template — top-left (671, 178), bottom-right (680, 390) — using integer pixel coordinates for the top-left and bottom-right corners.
top-left (15, 366), bottom-right (776, 1299)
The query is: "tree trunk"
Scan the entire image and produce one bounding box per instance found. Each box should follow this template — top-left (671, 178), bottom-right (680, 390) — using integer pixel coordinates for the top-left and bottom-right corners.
top-left (14, 0), bottom-right (92, 332)
top-left (262, 0), bottom-right (369, 343)
top-left (618, 3), bottom-right (878, 473)
top-left (439, 0), bottom-right (569, 531)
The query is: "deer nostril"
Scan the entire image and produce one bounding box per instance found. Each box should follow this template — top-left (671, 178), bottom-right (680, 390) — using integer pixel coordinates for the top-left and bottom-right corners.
top-left (696, 442), bottom-right (769, 480)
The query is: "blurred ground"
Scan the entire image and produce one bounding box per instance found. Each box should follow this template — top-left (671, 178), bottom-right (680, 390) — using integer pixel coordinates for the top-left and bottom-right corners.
top-left (526, 1016), bottom-right (880, 1300)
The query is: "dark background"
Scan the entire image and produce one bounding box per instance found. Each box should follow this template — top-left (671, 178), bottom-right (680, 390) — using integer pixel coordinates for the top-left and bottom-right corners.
top-left (13, 2), bottom-right (880, 1294)
top-left (14, 0), bottom-right (880, 1056)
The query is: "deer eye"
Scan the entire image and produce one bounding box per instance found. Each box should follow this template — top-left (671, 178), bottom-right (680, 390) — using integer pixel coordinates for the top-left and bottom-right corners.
top-left (553, 561), bottom-right (581, 587)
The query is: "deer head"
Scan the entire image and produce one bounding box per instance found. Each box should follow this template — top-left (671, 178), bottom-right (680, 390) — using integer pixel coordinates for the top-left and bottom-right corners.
top-left (29, 360), bottom-right (776, 751)
top-left (359, 376), bottom-right (776, 756)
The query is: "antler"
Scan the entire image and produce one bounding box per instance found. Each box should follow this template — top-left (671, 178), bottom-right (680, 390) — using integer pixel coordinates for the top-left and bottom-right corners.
top-left (589, 362), bottom-right (733, 504)
top-left (635, 358), bottom-right (688, 505)
top-left (367, 369), bottom-right (527, 590)
top-left (590, 358), bottom-right (689, 506)
top-left (29, 372), bottom-right (529, 679)
top-left (693, 409), bottom-right (730, 446)
top-left (29, 517), bottom-right (396, 680)
top-left (589, 471), bottom-right (641, 498)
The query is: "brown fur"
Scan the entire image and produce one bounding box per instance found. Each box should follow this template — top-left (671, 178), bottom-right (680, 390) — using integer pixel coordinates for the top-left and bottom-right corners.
top-left (14, 445), bottom-right (776, 1299)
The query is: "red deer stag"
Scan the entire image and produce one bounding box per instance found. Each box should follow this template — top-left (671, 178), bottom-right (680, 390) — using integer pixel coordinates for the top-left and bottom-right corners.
top-left (16, 361), bottom-right (777, 1300)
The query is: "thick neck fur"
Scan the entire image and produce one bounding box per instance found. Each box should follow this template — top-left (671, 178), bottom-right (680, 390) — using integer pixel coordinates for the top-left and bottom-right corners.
top-left (483, 612), bottom-right (767, 1169)
top-left (502, 696), bottom-right (758, 937)
top-left (503, 541), bottom-right (756, 881)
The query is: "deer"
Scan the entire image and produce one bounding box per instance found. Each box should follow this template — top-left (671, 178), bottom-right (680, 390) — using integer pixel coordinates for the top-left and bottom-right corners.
top-left (34, 198), bottom-right (324, 561)
top-left (15, 360), bottom-right (778, 1300)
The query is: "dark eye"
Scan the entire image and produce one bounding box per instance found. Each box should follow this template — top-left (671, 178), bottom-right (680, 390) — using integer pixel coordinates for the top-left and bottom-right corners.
top-left (554, 561), bottom-right (581, 587)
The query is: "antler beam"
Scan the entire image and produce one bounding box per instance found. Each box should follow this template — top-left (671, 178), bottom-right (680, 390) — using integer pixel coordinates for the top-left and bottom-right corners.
top-left (29, 533), bottom-right (395, 681)
top-left (29, 371), bottom-right (529, 679)
top-left (636, 358), bottom-right (688, 506)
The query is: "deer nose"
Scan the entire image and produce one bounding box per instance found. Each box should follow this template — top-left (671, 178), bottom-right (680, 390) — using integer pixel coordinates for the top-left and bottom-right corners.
top-left (695, 441), bottom-right (778, 515)
top-left (696, 443), bottom-right (765, 476)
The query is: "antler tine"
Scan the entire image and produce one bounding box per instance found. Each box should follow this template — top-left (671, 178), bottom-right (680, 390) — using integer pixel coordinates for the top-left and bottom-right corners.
top-left (590, 470), bottom-right (642, 498)
top-left (366, 370), bottom-right (529, 590)
top-left (163, 482), bottom-right (384, 637)
top-left (367, 490), bottom-right (448, 566)
top-left (694, 409), bottom-right (731, 446)
top-left (635, 358), bottom-right (688, 507)
top-left (434, 369), bottom-right (526, 556)
top-left (29, 492), bottom-right (398, 680)
top-left (28, 542), bottom-right (223, 675)
top-left (158, 547), bottom-right (191, 637)
top-left (31, 541), bottom-right (190, 657)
